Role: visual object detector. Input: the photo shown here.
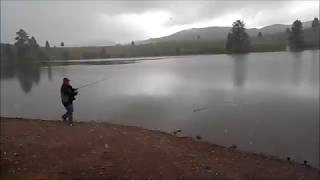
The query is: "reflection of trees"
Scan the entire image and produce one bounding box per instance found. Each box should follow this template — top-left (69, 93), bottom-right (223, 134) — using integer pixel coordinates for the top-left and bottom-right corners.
top-left (291, 52), bottom-right (302, 86)
top-left (47, 64), bottom-right (52, 80)
top-left (16, 61), bottom-right (41, 93)
top-left (310, 51), bottom-right (319, 86)
top-left (232, 54), bottom-right (248, 88)
top-left (1, 29), bottom-right (52, 93)
top-left (1, 48), bottom-right (42, 93)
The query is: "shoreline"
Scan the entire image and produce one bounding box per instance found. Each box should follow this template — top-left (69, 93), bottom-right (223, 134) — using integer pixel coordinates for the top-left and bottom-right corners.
top-left (1, 117), bottom-right (319, 179)
top-left (38, 47), bottom-right (320, 62)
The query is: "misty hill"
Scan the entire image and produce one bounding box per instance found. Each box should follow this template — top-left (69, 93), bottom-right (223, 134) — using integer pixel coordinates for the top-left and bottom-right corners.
top-left (139, 21), bottom-right (313, 44)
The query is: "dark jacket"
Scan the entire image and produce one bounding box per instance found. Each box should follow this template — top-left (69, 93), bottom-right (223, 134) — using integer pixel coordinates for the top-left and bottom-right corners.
top-left (60, 84), bottom-right (77, 106)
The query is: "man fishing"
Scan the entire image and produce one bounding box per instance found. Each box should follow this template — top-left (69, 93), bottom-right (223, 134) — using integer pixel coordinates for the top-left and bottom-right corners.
top-left (60, 78), bottom-right (78, 126)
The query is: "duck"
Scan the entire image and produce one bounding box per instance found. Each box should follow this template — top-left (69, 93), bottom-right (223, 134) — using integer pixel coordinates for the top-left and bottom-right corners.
top-left (173, 129), bottom-right (182, 135)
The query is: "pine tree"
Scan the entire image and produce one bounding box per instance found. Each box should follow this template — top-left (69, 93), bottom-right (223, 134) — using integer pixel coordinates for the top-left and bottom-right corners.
top-left (312, 17), bottom-right (319, 28)
top-left (45, 40), bottom-right (50, 49)
top-left (225, 20), bottom-right (250, 53)
top-left (289, 20), bottom-right (304, 50)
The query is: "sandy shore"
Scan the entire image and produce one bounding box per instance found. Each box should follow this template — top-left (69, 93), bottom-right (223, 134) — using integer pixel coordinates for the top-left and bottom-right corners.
top-left (0, 117), bottom-right (319, 179)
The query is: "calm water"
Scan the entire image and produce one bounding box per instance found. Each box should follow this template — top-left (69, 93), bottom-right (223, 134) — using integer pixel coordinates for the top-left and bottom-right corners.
top-left (1, 50), bottom-right (319, 166)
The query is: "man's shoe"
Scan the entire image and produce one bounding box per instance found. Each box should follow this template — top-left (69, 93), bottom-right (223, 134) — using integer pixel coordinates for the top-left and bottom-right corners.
top-left (61, 116), bottom-right (67, 122)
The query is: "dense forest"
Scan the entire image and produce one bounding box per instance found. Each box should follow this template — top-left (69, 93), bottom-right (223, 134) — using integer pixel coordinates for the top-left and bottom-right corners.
top-left (1, 18), bottom-right (319, 62)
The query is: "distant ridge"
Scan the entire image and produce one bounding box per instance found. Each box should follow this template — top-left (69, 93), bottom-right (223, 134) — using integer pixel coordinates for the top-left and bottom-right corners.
top-left (138, 21), bottom-right (313, 44)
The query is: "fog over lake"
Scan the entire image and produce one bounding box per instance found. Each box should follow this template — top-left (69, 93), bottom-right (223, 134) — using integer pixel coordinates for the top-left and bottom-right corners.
top-left (1, 50), bottom-right (319, 166)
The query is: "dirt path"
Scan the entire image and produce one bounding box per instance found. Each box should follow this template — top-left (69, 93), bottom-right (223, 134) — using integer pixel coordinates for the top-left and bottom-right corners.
top-left (1, 117), bottom-right (319, 179)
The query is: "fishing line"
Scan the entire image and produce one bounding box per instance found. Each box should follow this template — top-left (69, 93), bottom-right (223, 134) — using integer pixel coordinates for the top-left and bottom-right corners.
top-left (76, 78), bottom-right (108, 90)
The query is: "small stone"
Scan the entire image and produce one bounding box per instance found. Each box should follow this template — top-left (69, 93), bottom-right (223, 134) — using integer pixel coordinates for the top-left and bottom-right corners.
top-left (3, 151), bottom-right (6, 155)
top-left (58, 171), bottom-right (66, 174)
top-left (104, 144), bottom-right (109, 149)
top-left (13, 152), bottom-right (19, 156)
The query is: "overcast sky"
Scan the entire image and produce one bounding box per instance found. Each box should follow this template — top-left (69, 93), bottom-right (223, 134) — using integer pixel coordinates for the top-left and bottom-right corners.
top-left (1, 0), bottom-right (319, 46)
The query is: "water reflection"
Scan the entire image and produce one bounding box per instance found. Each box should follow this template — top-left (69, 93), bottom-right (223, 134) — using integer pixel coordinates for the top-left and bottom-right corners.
top-left (291, 52), bottom-right (302, 86)
top-left (311, 51), bottom-right (319, 86)
top-left (232, 54), bottom-right (247, 88)
top-left (17, 62), bottom-right (41, 93)
top-left (47, 65), bottom-right (52, 80)
top-left (1, 50), bottom-right (319, 167)
top-left (1, 58), bottom-right (42, 93)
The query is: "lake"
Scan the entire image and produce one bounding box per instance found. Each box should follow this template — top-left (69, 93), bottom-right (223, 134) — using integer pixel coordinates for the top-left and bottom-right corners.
top-left (1, 50), bottom-right (319, 167)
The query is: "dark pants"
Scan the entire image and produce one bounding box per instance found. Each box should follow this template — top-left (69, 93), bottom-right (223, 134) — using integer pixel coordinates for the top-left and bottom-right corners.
top-left (62, 103), bottom-right (73, 124)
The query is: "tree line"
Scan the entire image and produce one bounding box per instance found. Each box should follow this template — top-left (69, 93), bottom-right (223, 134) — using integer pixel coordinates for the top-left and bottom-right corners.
top-left (226, 17), bottom-right (319, 53)
top-left (1, 17), bottom-right (319, 62)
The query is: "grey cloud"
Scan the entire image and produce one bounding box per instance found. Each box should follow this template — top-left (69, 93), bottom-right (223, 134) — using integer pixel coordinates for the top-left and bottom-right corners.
top-left (1, 1), bottom-right (318, 46)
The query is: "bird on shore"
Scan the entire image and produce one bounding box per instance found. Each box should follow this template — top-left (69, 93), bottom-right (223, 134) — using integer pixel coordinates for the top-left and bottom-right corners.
top-left (303, 160), bottom-right (311, 167)
top-left (195, 135), bottom-right (202, 140)
top-left (173, 129), bottom-right (182, 136)
top-left (229, 144), bottom-right (237, 150)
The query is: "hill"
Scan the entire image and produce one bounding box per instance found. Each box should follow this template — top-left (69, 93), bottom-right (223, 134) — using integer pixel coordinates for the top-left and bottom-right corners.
top-left (139, 21), bottom-right (313, 45)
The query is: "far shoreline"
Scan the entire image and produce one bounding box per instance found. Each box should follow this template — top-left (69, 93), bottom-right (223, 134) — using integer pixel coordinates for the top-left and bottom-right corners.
top-left (36, 48), bottom-right (320, 66)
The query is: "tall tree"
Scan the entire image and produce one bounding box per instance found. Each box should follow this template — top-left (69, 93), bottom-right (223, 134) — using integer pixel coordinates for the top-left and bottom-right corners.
top-left (14, 29), bottom-right (30, 58)
top-left (14, 29), bottom-right (29, 47)
top-left (60, 42), bottom-right (64, 47)
top-left (312, 17), bottom-right (319, 28)
top-left (30, 36), bottom-right (39, 49)
top-left (226, 20), bottom-right (250, 53)
top-left (226, 33), bottom-right (232, 51)
top-left (176, 47), bottom-right (181, 55)
top-left (100, 48), bottom-right (109, 58)
top-left (62, 51), bottom-right (69, 59)
top-left (45, 40), bottom-right (50, 49)
top-left (289, 20), bottom-right (304, 50)
top-left (131, 41), bottom-right (135, 46)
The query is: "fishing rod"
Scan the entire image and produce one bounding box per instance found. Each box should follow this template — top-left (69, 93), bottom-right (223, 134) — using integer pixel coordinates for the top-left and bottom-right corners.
top-left (76, 78), bottom-right (108, 90)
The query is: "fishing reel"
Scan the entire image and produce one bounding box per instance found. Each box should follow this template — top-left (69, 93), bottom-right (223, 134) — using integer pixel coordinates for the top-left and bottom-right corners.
top-left (71, 88), bottom-right (78, 101)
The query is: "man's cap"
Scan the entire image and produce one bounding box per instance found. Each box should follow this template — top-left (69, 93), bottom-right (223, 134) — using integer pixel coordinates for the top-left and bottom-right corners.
top-left (63, 78), bottom-right (70, 81)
